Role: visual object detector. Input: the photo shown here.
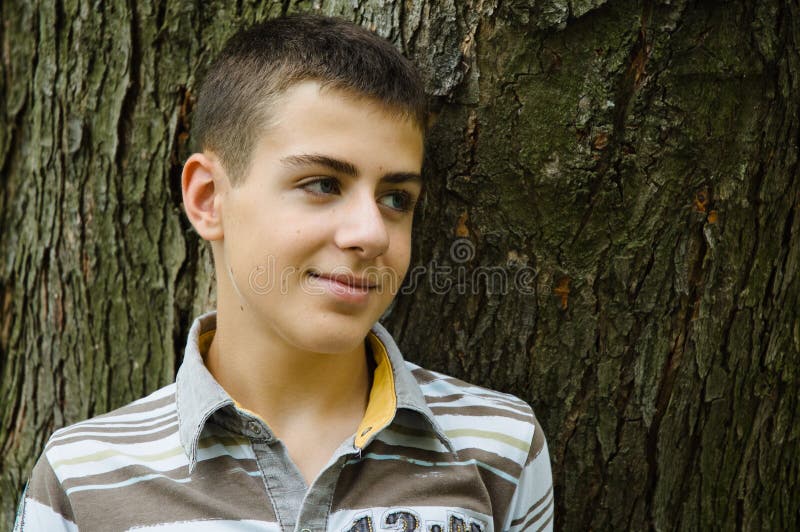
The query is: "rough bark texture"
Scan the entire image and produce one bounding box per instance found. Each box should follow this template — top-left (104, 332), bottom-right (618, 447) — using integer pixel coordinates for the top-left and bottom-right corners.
top-left (1, 0), bottom-right (798, 530)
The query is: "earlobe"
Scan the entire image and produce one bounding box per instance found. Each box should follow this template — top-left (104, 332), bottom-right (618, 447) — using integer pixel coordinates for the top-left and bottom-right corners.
top-left (182, 152), bottom-right (225, 241)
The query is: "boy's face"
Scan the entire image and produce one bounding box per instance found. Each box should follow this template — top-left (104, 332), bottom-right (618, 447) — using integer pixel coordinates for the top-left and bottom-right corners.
top-left (212, 81), bottom-right (424, 354)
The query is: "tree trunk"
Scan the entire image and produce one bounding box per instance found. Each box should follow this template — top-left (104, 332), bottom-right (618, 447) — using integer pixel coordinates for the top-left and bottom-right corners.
top-left (1, 0), bottom-right (797, 530)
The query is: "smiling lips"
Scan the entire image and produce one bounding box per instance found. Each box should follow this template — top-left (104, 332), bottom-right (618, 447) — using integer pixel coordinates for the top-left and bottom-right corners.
top-left (309, 272), bottom-right (378, 303)
top-left (311, 272), bottom-right (377, 290)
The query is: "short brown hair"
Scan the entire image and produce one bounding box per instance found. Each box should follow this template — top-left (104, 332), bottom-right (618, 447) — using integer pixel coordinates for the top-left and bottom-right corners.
top-left (191, 14), bottom-right (428, 184)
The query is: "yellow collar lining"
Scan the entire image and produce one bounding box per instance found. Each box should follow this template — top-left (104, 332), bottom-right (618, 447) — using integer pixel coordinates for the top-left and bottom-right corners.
top-left (355, 331), bottom-right (397, 448)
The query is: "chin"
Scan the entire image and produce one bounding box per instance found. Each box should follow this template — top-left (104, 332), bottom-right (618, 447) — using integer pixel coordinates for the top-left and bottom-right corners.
top-left (303, 337), bottom-right (368, 356)
top-left (289, 322), bottom-right (373, 356)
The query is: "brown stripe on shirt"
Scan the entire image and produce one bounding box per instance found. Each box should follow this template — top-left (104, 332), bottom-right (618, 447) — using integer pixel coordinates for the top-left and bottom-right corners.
top-left (456, 388), bottom-right (531, 408)
top-left (332, 455), bottom-right (495, 517)
top-left (412, 369), bottom-right (529, 404)
top-left (381, 420), bottom-right (441, 442)
top-left (89, 392), bottom-right (177, 419)
top-left (527, 414), bottom-right (547, 466)
top-left (475, 463), bottom-right (519, 531)
top-left (510, 486), bottom-right (553, 527)
top-left (367, 438), bottom-right (524, 481)
top-left (50, 411), bottom-right (178, 440)
top-left (409, 367), bottom-right (441, 384)
top-left (66, 456), bottom-right (276, 532)
top-left (47, 421), bottom-right (179, 447)
top-left (424, 392), bottom-right (533, 416)
top-left (429, 404), bottom-right (534, 423)
top-left (517, 490), bottom-right (554, 532)
top-left (25, 456), bottom-right (76, 524)
top-left (59, 455), bottom-right (262, 493)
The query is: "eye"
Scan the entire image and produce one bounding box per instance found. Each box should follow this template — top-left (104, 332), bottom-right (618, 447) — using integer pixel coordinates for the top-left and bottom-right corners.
top-left (379, 190), bottom-right (417, 213)
top-left (302, 177), bottom-right (341, 196)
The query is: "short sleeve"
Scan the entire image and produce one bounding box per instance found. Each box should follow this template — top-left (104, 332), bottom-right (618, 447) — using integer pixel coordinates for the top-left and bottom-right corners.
top-left (14, 454), bottom-right (78, 532)
top-left (501, 414), bottom-right (555, 532)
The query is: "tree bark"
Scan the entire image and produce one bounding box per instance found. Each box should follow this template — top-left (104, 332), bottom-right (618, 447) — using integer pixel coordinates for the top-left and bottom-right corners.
top-left (1, 0), bottom-right (798, 530)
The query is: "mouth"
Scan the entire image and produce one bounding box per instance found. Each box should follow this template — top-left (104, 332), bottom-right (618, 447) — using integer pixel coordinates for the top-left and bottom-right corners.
top-left (307, 271), bottom-right (378, 290)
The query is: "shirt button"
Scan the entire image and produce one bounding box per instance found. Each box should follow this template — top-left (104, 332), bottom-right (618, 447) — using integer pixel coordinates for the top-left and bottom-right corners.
top-left (248, 421), bottom-right (262, 434)
top-left (300, 529), bottom-right (312, 532)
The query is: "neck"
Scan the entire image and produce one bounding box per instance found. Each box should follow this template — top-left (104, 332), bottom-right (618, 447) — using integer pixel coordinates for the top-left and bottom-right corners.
top-left (205, 301), bottom-right (372, 438)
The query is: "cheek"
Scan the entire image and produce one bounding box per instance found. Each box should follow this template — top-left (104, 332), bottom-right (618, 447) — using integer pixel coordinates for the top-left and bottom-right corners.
top-left (390, 232), bottom-right (413, 276)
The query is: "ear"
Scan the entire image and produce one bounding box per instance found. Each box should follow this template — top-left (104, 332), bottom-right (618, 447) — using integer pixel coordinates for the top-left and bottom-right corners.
top-left (181, 152), bottom-right (226, 241)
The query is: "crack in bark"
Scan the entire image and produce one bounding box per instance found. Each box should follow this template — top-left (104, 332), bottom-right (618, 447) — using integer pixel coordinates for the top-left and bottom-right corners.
top-left (571, 0), bottom-right (654, 247)
top-left (644, 209), bottom-right (710, 528)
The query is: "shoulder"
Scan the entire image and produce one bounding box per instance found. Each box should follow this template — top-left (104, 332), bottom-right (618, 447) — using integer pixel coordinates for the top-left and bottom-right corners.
top-left (402, 362), bottom-right (554, 529)
top-left (49, 383), bottom-right (177, 442)
top-left (19, 385), bottom-right (182, 529)
top-left (406, 362), bottom-right (546, 469)
top-left (43, 384), bottom-right (180, 481)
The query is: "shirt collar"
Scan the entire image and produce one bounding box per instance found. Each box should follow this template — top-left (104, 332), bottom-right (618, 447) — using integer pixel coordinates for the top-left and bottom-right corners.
top-left (175, 311), bottom-right (233, 472)
top-left (175, 312), bottom-right (454, 470)
top-left (358, 322), bottom-right (454, 452)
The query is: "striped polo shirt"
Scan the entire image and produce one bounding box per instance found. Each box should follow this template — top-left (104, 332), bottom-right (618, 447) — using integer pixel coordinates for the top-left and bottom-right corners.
top-left (15, 312), bottom-right (554, 531)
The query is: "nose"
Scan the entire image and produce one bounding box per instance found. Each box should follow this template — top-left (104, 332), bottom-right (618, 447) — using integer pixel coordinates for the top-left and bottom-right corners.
top-left (333, 190), bottom-right (390, 259)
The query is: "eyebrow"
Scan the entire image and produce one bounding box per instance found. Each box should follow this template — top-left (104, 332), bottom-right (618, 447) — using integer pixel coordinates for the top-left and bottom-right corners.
top-left (280, 153), bottom-right (422, 184)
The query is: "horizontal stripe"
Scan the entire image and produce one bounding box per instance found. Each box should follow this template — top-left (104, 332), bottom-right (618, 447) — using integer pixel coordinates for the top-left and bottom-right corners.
top-left (447, 433), bottom-right (528, 465)
top-left (66, 471), bottom-right (194, 495)
top-left (94, 383), bottom-right (175, 414)
top-left (49, 423), bottom-right (179, 448)
top-left (131, 520), bottom-right (281, 531)
top-left (408, 364), bottom-right (439, 384)
top-left (430, 404), bottom-right (532, 423)
top-left (66, 467), bottom-right (262, 496)
top-left (333, 456), bottom-right (496, 517)
top-left (61, 455), bottom-right (261, 493)
top-left (50, 419), bottom-right (178, 443)
top-left (49, 411), bottom-right (178, 445)
top-left (52, 435), bottom-right (253, 481)
top-left (50, 430), bottom-right (246, 463)
top-left (53, 443), bottom-right (186, 470)
top-left (348, 453), bottom-right (519, 485)
top-left (446, 427), bottom-right (530, 453)
top-left (420, 376), bottom-right (531, 406)
top-left (377, 426), bottom-right (450, 453)
top-left (434, 413), bottom-right (533, 441)
top-left (365, 438), bottom-right (523, 481)
top-left (65, 455), bottom-right (277, 528)
top-left (129, 384), bottom-right (177, 403)
top-left (49, 430), bottom-right (182, 463)
top-left (424, 392), bottom-right (532, 417)
top-left (53, 411), bottom-right (177, 433)
top-left (67, 460), bottom-right (277, 529)
top-left (425, 391), bottom-right (528, 411)
top-left (420, 378), bottom-right (530, 404)
top-left (53, 402), bottom-right (177, 431)
top-left (423, 388), bottom-right (531, 415)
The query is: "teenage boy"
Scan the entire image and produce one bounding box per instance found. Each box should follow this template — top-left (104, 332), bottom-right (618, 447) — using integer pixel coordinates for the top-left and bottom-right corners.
top-left (16, 14), bottom-right (553, 532)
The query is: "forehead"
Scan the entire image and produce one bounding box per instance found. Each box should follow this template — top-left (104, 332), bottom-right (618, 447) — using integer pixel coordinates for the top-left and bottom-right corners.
top-left (250, 82), bottom-right (425, 173)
